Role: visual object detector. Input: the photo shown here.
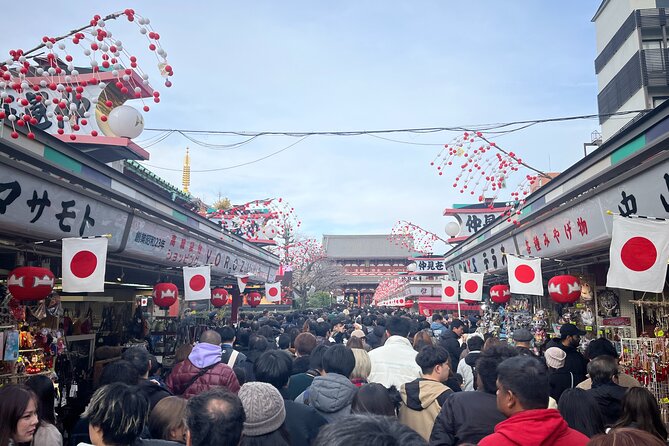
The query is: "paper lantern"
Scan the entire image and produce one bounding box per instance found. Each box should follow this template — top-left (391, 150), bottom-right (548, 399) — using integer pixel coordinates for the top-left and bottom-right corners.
top-left (7, 267), bottom-right (54, 302)
top-left (247, 291), bottom-right (262, 307)
top-left (548, 275), bottom-right (581, 304)
top-left (404, 299), bottom-right (414, 308)
top-left (211, 288), bottom-right (229, 308)
top-left (153, 283), bottom-right (178, 309)
top-left (490, 284), bottom-right (511, 304)
top-left (445, 221), bottom-right (461, 237)
top-left (108, 105), bottom-right (144, 138)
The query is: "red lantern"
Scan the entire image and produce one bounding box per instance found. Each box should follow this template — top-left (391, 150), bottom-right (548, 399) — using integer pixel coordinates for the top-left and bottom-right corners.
top-left (7, 267), bottom-right (54, 302)
top-left (404, 299), bottom-right (414, 309)
top-left (153, 283), bottom-right (178, 310)
top-left (211, 288), bottom-right (229, 308)
top-left (548, 275), bottom-right (581, 304)
top-left (247, 291), bottom-right (262, 307)
top-left (490, 284), bottom-right (511, 304)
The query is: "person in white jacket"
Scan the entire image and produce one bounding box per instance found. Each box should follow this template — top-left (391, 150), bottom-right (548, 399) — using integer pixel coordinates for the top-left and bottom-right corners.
top-left (457, 334), bottom-right (484, 391)
top-left (368, 316), bottom-right (421, 389)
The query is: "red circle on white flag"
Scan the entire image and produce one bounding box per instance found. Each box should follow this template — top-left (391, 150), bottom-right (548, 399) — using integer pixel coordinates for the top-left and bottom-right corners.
top-left (268, 287), bottom-right (279, 297)
top-left (71, 251), bottom-right (97, 278)
top-left (444, 286), bottom-right (455, 297)
top-left (621, 236), bottom-right (657, 272)
top-left (515, 265), bottom-right (535, 283)
top-left (189, 275), bottom-right (206, 291)
top-left (464, 280), bottom-right (478, 293)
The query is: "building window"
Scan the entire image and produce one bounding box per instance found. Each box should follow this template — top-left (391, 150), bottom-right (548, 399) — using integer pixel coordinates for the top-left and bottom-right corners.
top-left (642, 40), bottom-right (662, 50)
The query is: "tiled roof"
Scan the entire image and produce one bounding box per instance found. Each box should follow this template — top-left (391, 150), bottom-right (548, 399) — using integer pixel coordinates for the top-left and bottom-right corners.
top-left (323, 234), bottom-right (417, 259)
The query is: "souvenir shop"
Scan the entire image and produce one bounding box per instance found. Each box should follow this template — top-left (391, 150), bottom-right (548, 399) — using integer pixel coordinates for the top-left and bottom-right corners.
top-left (442, 101), bottom-right (669, 402)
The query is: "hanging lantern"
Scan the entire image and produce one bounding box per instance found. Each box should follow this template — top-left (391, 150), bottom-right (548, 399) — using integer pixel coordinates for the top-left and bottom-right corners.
top-left (247, 291), bottom-right (262, 307)
top-left (490, 284), bottom-right (511, 304)
top-left (108, 105), bottom-right (145, 138)
top-left (404, 299), bottom-right (414, 309)
top-left (7, 267), bottom-right (55, 302)
top-left (548, 275), bottom-right (581, 304)
top-left (153, 283), bottom-right (178, 310)
top-left (211, 288), bottom-right (229, 308)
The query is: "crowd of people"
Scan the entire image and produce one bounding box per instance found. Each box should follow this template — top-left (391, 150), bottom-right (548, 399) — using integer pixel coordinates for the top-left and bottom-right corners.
top-left (1, 306), bottom-right (668, 446)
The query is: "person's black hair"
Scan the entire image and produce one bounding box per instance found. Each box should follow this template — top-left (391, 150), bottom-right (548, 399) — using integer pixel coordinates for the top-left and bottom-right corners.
top-left (314, 322), bottom-right (329, 337)
top-left (287, 327), bottom-right (301, 347)
top-left (432, 314), bottom-right (443, 321)
top-left (475, 343), bottom-right (519, 394)
top-left (239, 424), bottom-right (291, 446)
top-left (99, 360), bottom-right (140, 387)
top-left (450, 319), bottom-right (465, 329)
top-left (386, 316), bottom-right (411, 337)
top-left (254, 350), bottom-right (293, 389)
top-left (122, 346), bottom-right (152, 377)
top-left (0, 384), bottom-right (37, 446)
top-left (186, 388), bottom-right (245, 446)
top-left (250, 335), bottom-right (269, 352)
top-left (218, 326), bottom-right (236, 343)
top-left (585, 337), bottom-right (619, 360)
top-left (313, 414), bottom-right (427, 446)
top-left (558, 388), bottom-right (605, 438)
top-left (25, 375), bottom-right (56, 424)
top-left (612, 387), bottom-right (668, 441)
top-left (84, 383), bottom-right (148, 446)
top-left (258, 325), bottom-right (275, 341)
top-left (351, 383), bottom-right (397, 417)
top-left (278, 333), bottom-right (291, 350)
top-left (497, 355), bottom-right (549, 410)
top-left (466, 335), bottom-right (484, 351)
top-left (587, 356), bottom-right (618, 385)
top-left (415, 346), bottom-right (449, 375)
top-left (309, 345), bottom-right (329, 371)
top-left (148, 354), bottom-right (161, 376)
top-left (323, 344), bottom-right (356, 378)
top-left (237, 329), bottom-right (251, 348)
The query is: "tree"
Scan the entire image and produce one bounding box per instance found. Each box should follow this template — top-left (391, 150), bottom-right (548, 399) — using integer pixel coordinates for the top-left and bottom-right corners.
top-left (307, 291), bottom-right (333, 309)
top-left (213, 197), bottom-right (232, 210)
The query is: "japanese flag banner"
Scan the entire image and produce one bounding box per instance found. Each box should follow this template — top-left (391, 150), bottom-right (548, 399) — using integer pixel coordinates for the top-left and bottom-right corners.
top-left (460, 272), bottom-right (484, 301)
top-left (507, 255), bottom-right (543, 296)
top-left (183, 266), bottom-right (211, 301)
top-left (62, 237), bottom-right (108, 292)
top-left (265, 282), bottom-right (281, 302)
top-left (237, 275), bottom-right (250, 293)
top-left (441, 280), bottom-right (459, 303)
top-left (607, 215), bottom-right (669, 293)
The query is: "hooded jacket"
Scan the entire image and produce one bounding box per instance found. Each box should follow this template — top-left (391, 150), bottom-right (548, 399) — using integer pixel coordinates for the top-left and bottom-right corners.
top-left (457, 351), bottom-right (481, 391)
top-left (429, 391), bottom-right (505, 446)
top-left (166, 343), bottom-right (240, 399)
top-left (295, 373), bottom-right (357, 422)
top-left (399, 378), bottom-right (452, 441)
top-left (587, 381), bottom-right (627, 426)
top-left (545, 338), bottom-right (587, 385)
top-left (478, 409), bottom-right (589, 446)
top-left (368, 336), bottom-right (421, 389)
top-left (137, 378), bottom-right (172, 410)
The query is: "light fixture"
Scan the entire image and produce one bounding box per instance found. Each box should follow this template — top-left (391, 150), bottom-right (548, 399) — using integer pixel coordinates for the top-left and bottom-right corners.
top-left (116, 269), bottom-right (125, 283)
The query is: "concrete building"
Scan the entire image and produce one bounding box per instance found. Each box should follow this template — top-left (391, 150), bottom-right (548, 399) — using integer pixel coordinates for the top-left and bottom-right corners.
top-left (593, 0), bottom-right (669, 140)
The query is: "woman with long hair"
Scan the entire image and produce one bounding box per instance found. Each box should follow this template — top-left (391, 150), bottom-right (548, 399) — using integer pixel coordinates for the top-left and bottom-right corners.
top-left (611, 387), bottom-right (668, 442)
top-left (25, 375), bottom-right (63, 446)
top-left (0, 384), bottom-right (39, 446)
top-left (587, 427), bottom-right (665, 446)
top-left (351, 383), bottom-right (398, 417)
top-left (558, 388), bottom-right (605, 438)
top-left (148, 396), bottom-right (188, 443)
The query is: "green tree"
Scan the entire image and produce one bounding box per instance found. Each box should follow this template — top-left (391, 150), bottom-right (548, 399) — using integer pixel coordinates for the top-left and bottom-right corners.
top-left (307, 291), bottom-right (333, 309)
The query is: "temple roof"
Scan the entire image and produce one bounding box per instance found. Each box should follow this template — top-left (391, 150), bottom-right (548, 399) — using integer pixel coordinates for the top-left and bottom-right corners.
top-left (323, 234), bottom-right (417, 259)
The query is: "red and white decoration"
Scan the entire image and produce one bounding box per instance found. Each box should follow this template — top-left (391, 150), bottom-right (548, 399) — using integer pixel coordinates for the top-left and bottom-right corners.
top-left (265, 282), bottom-right (281, 303)
top-left (7, 267), bottom-right (55, 302)
top-left (247, 291), bottom-right (262, 307)
top-left (460, 272), bottom-right (484, 301)
top-left (237, 274), bottom-right (251, 293)
top-left (548, 275), bottom-right (581, 304)
top-left (152, 282), bottom-right (178, 309)
top-left (490, 284), bottom-right (511, 304)
top-left (440, 280), bottom-right (459, 303)
top-left (507, 254), bottom-right (543, 296)
top-left (211, 288), bottom-right (229, 308)
top-left (183, 266), bottom-right (211, 301)
top-left (62, 237), bottom-right (108, 292)
top-left (607, 215), bottom-right (669, 293)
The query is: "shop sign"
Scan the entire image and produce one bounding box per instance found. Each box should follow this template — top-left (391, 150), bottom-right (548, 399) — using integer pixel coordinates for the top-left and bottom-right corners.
top-left (124, 216), bottom-right (277, 281)
top-left (451, 237), bottom-right (517, 279)
top-left (414, 258), bottom-right (448, 274)
top-left (601, 317), bottom-right (631, 326)
top-left (0, 163), bottom-right (127, 249)
top-left (455, 211), bottom-right (503, 236)
top-left (407, 285), bottom-right (437, 297)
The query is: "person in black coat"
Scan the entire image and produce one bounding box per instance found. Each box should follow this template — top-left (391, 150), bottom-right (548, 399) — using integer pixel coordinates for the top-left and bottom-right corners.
top-left (586, 356), bottom-right (628, 427)
top-left (439, 320), bottom-right (466, 371)
top-left (255, 350), bottom-right (327, 446)
top-left (122, 347), bottom-right (172, 410)
top-left (429, 343), bottom-right (519, 446)
top-left (545, 324), bottom-right (589, 386)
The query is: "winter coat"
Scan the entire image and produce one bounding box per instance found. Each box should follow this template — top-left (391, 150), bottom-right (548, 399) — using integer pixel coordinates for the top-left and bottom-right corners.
top-left (439, 330), bottom-right (464, 371)
top-left (457, 351), bottom-right (481, 391)
top-left (368, 335), bottom-right (421, 389)
top-left (295, 373), bottom-right (358, 422)
top-left (221, 343), bottom-right (247, 368)
top-left (137, 378), bottom-right (172, 410)
top-left (576, 372), bottom-right (641, 390)
top-left (399, 378), bottom-right (452, 441)
top-left (587, 381), bottom-right (627, 426)
top-left (284, 399), bottom-right (328, 446)
top-left (166, 343), bottom-right (240, 399)
top-left (366, 326), bottom-right (386, 350)
top-left (292, 355), bottom-right (311, 375)
top-left (546, 339), bottom-right (588, 385)
top-left (429, 391), bottom-right (505, 446)
top-left (287, 369), bottom-right (319, 400)
top-left (478, 409), bottom-right (589, 446)
top-left (548, 368), bottom-right (575, 403)
top-left (430, 322), bottom-right (447, 337)
top-left (33, 422), bottom-right (63, 446)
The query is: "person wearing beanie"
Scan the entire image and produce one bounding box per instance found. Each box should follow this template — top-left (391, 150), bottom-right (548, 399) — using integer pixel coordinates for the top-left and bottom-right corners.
top-left (166, 330), bottom-right (240, 399)
top-left (545, 347), bottom-right (574, 402)
top-left (544, 324), bottom-right (588, 386)
top-left (238, 382), bottom-right (290, 445)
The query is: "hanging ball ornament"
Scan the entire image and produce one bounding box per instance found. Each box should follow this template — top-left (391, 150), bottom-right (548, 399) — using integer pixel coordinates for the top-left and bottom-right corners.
top-left (107, 105), bottom-right (145, 138)
top-left (445, 221), bottom-right (461, 238)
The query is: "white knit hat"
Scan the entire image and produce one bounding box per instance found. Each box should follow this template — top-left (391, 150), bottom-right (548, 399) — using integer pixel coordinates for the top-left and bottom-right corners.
top-left (544, 347), bottom-right (566, 369)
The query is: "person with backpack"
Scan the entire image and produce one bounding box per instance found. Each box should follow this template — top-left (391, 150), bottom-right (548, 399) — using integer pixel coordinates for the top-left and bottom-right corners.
top-left (166, 330), bottom-right (240, 399)
top-left (457, 335), bottom-right (484, 391)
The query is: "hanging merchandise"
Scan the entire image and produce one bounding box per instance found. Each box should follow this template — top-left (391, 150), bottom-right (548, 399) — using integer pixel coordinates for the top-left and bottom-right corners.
top-left (6, 267), bottom-right (55, 302)
top-left (619, 338), bottom-right (669, 402)
top-left (548, 275), bottom-right (581, 304)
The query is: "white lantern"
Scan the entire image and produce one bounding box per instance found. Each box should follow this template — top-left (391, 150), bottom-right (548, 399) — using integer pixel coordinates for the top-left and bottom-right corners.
top-left (445, 221), bottom-right (461, 237)
top-left (108, 105), bottom-right (144, 139)
top-left (406, 262), bottom-right (417, 272)
top-left (262, 223), bottom-right (280, 239)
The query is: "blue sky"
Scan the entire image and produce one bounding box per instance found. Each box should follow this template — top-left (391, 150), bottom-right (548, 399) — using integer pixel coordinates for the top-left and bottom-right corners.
top-left (5, 1), bottom-right (602, 249)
